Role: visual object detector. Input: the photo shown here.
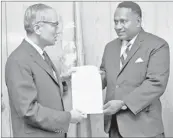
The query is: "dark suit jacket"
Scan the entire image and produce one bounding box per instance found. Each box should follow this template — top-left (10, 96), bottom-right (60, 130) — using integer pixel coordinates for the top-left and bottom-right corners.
top-left (5, 40), bottom-right (71, 137)
top-left (100, 29), bottom-right (170, 137)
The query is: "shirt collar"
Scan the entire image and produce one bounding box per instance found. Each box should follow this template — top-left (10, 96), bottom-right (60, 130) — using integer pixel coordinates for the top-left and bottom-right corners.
top-left (25, 37), bottom-right (44, 58)
top-left (120, 33), bottom-right (139, 57)
top-left (127, 33), bottom-right (139, 48)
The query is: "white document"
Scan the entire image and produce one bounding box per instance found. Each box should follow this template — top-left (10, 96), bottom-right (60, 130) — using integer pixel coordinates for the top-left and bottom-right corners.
top-left (71, 65), bottom-right (103, 114)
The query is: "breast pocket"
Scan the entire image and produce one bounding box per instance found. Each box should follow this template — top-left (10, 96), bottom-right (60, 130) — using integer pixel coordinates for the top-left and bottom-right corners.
top-left (134, 61), bottom-right (147, 79)
top-left (125, 61), bottom-right (147, 85)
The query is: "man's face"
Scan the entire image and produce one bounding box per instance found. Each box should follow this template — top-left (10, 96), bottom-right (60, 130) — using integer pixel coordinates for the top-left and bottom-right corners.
top-left (114, 7), bottom-right (141, 40)
top-left (39, 9), bottom-right (60, 46)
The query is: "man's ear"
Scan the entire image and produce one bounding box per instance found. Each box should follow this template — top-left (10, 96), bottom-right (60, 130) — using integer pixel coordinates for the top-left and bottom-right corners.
top-left (33, 24), bottom-right (41, 35)
top-left (136, 16), bottom-right (142, 27)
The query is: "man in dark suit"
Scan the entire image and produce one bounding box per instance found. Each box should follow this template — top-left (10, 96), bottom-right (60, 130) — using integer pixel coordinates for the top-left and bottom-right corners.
top-left (101, 1), bottom-right (170, 137)
top-left (5, 3), bottom-right (86, 137)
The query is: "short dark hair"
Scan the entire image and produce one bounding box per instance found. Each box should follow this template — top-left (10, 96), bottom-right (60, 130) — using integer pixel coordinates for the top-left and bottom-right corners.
top-left (117, 1), bottom-right (142, 18)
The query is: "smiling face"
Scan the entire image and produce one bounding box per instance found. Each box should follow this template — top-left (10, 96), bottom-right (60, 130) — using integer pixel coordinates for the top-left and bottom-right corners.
top-left (114, 7), bottom-right (141, 40)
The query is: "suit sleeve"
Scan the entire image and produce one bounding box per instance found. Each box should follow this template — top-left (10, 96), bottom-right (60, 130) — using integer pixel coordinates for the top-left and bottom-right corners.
top-left (5, 59), bottom-right (71, 133)
top-left (123, 42), bottom-right (170, 115)
top-left (100, 47), bottom-right (107, 89)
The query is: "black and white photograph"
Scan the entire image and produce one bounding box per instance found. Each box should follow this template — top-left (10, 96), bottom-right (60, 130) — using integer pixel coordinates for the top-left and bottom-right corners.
top-left (1, 1), bottom-right (173, 137)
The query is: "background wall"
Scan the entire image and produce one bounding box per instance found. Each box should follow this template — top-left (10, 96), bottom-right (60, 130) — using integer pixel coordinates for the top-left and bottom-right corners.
top-left (1, 1), bottom-right (173, 137)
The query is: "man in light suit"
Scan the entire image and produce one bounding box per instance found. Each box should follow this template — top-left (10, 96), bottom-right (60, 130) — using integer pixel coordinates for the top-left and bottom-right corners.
top-left (5, 3), bottom-right (86, 137)
top-left (101, 1), bottom-right (170, 137)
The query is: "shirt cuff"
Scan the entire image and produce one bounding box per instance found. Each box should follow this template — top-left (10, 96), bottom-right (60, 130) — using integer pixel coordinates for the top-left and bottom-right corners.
top-left (121, 105), bottom-right (127, 110)
top-left (121, 101), bottom-right (127, 110)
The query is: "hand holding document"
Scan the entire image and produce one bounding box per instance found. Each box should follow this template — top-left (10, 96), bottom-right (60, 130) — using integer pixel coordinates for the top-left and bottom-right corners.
top-left (60, 67), bottom-right (77, 81)
top-left (70, 109), bottom-right (87, 124)
top-left (71, 65), bottom-right (103, 114)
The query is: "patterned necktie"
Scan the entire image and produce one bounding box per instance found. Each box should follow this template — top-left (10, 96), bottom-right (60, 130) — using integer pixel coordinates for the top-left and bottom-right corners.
top-left (120, 41), bottom-right (131, 67)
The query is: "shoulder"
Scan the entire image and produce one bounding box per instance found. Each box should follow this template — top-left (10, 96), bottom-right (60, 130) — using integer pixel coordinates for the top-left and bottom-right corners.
top-left (143, 31), bottom-right (168, 47)
top-left (6, 43), bottom-right (31, 69)
top-left (104, 38), bottom-right (119, 51)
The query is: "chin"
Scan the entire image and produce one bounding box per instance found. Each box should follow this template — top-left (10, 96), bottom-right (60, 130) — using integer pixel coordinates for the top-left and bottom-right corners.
top-left (47, 42), bottom-right (55, 46)
top-left (118, 36), bottom-right (126, 40)
top-left (119, 35), bottom-right (131, 40)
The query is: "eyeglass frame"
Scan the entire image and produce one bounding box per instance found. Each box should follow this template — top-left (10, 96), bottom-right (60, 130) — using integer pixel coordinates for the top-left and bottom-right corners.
top-left (36, 21), bottom-right (59, 28)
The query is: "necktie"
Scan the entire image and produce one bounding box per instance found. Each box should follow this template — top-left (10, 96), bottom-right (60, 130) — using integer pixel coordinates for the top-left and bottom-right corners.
top-left (120, 41), bottom-right (131, 67)
top-left (43, 51), bottom-right (63, 96)
top-left (43, 51), bottom-right (54, 71)
top-left (43, 51), bottom-right (57, 80)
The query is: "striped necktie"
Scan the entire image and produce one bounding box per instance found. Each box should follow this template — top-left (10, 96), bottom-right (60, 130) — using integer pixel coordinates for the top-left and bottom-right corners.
top-left (120, 41), bottom-right (131, 67)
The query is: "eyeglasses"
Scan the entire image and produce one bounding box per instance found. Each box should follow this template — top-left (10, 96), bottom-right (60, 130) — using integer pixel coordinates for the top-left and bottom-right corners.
top-left (36, 21), bottom-right (59, 27)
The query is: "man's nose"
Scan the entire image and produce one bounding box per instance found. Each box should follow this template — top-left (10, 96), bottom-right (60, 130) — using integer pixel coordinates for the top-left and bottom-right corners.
top-left (115, 22), bottom-right (123, 30)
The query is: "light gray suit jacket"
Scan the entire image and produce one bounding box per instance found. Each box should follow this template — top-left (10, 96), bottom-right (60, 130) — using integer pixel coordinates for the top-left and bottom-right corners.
top-left (100, 29), bottom-right (170, 137)
top-left (5, 40), bottom-right (71, 137)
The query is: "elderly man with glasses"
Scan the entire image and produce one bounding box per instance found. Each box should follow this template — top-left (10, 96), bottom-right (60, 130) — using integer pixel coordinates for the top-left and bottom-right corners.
top-left (5, 3), bottom-right (86, 137)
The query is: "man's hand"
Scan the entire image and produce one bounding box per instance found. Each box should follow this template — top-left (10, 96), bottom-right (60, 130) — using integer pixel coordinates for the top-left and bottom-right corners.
top-left (99, 70), bottom-right (105, 75)
top-left (98, 69), bottom-right (106, 80)
top-left (60, 67), bottom-right (78, 81)
top-left (103, 100), bottom-right (125, 115)
top-left (70, 109), bottom-right (87, 124)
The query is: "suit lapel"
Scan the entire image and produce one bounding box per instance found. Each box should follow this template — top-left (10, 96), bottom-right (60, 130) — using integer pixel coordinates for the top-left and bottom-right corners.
top-left (34, 53), bottom-right (64, 97)
top-left (107, 39), bottom-right (121, 83)
top-left (33, 55), bottom-right (59, 84)
top-left (114, 39), bottom-right (121, 75)
top-left (49, 58), bottom-right (63, 96)
top-left (22, 40), bottom-right (60, 87)
top-left (117, 29), bottom-right (145, 78)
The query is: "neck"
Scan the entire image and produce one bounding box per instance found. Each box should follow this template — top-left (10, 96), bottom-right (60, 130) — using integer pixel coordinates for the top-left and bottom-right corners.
top-left (27, 34), bottom-right (45, 50)
top-left (128, 29), bottom-right (141, 41)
